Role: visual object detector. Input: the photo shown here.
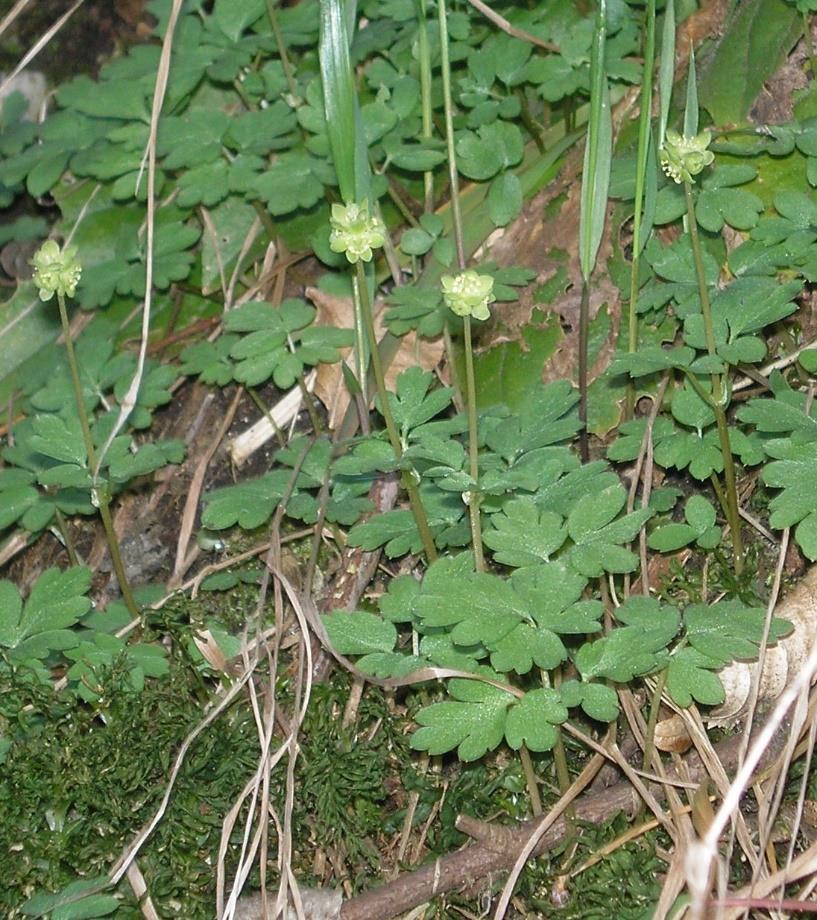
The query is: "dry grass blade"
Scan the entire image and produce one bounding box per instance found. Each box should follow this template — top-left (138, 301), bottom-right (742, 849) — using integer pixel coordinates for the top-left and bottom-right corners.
top-left (463, 0), bottom-right (558, 52)
top-left (109, 668), bottom-right (255, 887)
top-left (170, 386), bottom-right (243, 585)
top-left (0, 0), bottom-right (35, 40)
top-left (492, 751), bottom-right (606, 920)
top-left (685, 646), bottom-right (817, 918)
top-left (94, 0), bottom-right (183, 478)
top-left (125, 861), bottom-right (160, 920)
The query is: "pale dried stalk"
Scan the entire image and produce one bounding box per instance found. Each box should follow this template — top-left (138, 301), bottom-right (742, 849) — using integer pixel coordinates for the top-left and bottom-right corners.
top-left (0, 0), bottom-right (35, 40)
top-left (109, 668), bottom-right (255, 887)
top-left (171, 387), bottom-right (243, 584)
top-left (685, 644), bottom-right (817, 919)
top-left (229, 372), bottom-right (315, 467)
top-left (94, 0), bottom-right (184, 477)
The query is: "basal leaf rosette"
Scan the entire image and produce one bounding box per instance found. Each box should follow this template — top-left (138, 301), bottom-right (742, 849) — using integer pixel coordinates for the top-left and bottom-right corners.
top-left (31, 240), bottom-right (82, 302)
top-left (660, 129), bottom-right (714, 185)
top-left (441, 269), bottom-right (495, 321)
top-left (329, 200), bottom-right (386, 264)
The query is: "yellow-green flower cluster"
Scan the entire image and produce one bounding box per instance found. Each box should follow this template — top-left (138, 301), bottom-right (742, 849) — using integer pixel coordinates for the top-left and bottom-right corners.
top-left (328, 200), bottom-right (386, 264)
top-left (659, 129), bottom-right (714, 184)
top-left (31, 240), bottom-right (82, 302)
top-left (441, 270), bottom-right (495, 321)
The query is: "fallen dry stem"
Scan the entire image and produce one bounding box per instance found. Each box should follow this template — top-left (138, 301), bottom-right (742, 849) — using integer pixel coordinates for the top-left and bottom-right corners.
top-left (336, 723), bottom-right (789, 920)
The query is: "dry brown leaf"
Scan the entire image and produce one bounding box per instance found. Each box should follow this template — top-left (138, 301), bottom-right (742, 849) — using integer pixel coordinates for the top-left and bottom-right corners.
top-left (307, 285), bottom-right (444, 430)
top-left (191, 628), bottom-right (229, 674)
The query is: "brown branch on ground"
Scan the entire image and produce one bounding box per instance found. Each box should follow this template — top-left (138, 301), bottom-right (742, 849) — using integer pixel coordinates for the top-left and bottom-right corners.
top-left (337, 721), bottom-right (790, 920)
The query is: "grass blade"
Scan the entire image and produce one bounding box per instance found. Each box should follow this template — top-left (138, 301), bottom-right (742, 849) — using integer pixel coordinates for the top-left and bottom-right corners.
top-left (658, 0), bottom-right (675, 147)
top-left (319, 0), bottom-right (368, 202)
top-left (684, 45), bottom-right (699, 137)
top-left (579, 0), bottom-right (612, 284)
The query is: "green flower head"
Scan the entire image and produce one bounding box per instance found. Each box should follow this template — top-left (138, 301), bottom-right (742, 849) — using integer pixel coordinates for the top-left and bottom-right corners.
top-left (659, 129), bottom-right (714, 184)
top-left (441, 270), bottom-right (495, 321)
top-left (31, 240), bottom-right (82, 302)
top-left (328, 200), bottom-right (386, 264)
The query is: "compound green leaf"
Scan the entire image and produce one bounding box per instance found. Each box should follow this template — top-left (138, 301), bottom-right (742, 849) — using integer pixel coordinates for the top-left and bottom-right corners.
top-left (666, 647), bottom-right (725, 708)
top-left (201, 470), bottom-right (292, 530)
top-left (225, 102), bottom-right (298, 155)
top-left (684, 600), bottom-right (792, 666)
top-left (0, 481), bottom-right (39, 530)
top-left (385, 367), bottom-right (454, 438)
top-left (158, 110), bottom-right (230, 170)
top-left (456, 120), bottom-right (524, 181)
top-left (648, 522), bottom-right (698, 553)
top-left (560, 678), bottom-right (620, 722)
top-left (505, 688), bottom-right (567, 752)
top-left (214, 0), bottom-right (266, 42)
top-left (29, 414), bottom-right (86, 466)
top-left (488, 623), bottom-right (566, 674)
top-left (179, 335), bottom-right (239, 386)
top-left (487, 171), bottom-right (522, 227)
top-left (347, 509), bottom-right (422, 557)
top-left (483, 497), bottom-right (567, 567)
top-left (567, 484), bottom-right (652, 576)
top-left (251, 152), bottom-right (329, 215)
top-left (411, 678), bottom-right (514, 761)
top-left (0, 566), bottom-right (91, 655)
top-left (322, 611), bottom-right (397, 655)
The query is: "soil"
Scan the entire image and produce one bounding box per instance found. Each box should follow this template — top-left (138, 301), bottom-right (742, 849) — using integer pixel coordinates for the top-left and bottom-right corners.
top-left (0, 0), bottom-right (152, 84)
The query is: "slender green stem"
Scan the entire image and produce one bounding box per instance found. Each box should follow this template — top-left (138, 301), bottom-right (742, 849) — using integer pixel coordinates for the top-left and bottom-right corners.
top-left (578, 279), bottom-right (590, 463)
top-left (552, 731), bottom-right (573, 816)
top-left (516, 89), bottom-right (545, 153)
top-left (709, 472), bottom-right (728, 522)
top-left (804, 11), bottom-right (817, 82)
top-left (635, 666), bottom-right (668, 823)
top-left (247, 387), bottom-right (287, 448)
top-left (626, 0), bottom-right (656, 419)
top-left (642, 667), bottom-right (668, 774)
top-left (416, 0), bottom-right (435, 213)
top-left (518, 745), bottom-right (542, 816)
top-left (462, 315), bottom-right (484, 572)
top-left (548, 669), bottom-right (575, 825)
top-left (298, 378), bottom-right (324, 435)
top-left (54, 508), bottom-right (78, 566)
top-left (354, 261), bottom-right (438, 561)
top-left (56, 292), bottom-right (139, 617)
top-left (266, 0), bottom-right (300, 100)
top-left (351, 269), bottom-right (369, 405)
top-left (683, 183), bottom-right (743, 573)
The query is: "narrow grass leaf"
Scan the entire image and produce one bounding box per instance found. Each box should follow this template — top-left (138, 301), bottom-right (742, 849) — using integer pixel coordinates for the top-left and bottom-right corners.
top-left (579, 0), bottom-right (612, 283)
top-left (658, 0), bottom-right (675, 147)
top-left (319, 0), bottom-right (368, 201)
top-left (684, 46), bottom-right (699, 137)
top-left (632, 0), bottom-right (656, 256)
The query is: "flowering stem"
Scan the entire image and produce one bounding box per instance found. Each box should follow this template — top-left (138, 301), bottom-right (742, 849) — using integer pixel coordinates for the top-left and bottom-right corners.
top-left (683, 183), bottom-right (743, 574)
top-left (56, 292), bottom-right (139, 616)
top-left (578, 279), bottom-right (590, 463)
top-left (416, 0), bottom-right (435, 214)
top-left (462, 315), bottom-right (484, 572)
top-left (354, 261), bottom-right (438, 562)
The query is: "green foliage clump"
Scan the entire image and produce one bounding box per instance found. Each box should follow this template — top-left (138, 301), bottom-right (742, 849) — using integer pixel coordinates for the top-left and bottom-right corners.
top-left (0, 659), bottom-right (260, 917)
